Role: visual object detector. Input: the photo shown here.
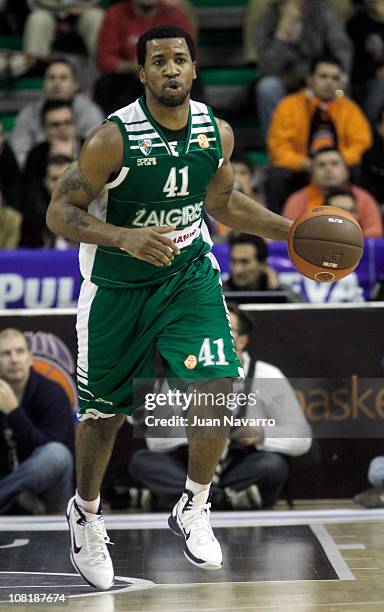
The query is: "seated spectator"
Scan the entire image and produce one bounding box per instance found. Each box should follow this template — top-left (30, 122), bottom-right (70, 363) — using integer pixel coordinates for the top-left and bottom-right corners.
top-left (354, 456), bottom-right (384, 508)
top-left (10, 58), bottom-right (104, 168)
top-left (21, 153), bottom-right (73, 248)
top-left (23, 100), bottom-right (81, 189)
top-left (0, 328), bottom-right (74, 514)
top-left (283, 148), bottom-right (383, 237)
top-left (128, 303), bottom-right (312, 511)
top-left (94, 4), bottom-right (197, 116)
top-left (0, 121), bottom-right (20, 209)
top-left (347, 0), bottom-right (384, 122)
top-left (266, 55), bottom-right (372, 213)
top-left (360, 104), bottom-right (384, 203)
top-left (0, 188), bottom-right (22, 249)
top-left (254, 0), bottom-right (352, 138)
top-left (213, 154), bottom-right (263, 239)
top-left (222, 233), bottom-right (303, 301)
top-left (244, 0), bottom-right (353, 66)
top-left (23, 1), bottom-right (104, 62)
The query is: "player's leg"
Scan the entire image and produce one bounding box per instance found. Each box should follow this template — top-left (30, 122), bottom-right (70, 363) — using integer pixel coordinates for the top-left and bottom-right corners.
top-left (68, 279), bottom-right (156, 589)
top-left (158, 254), bottom-right (242, 569)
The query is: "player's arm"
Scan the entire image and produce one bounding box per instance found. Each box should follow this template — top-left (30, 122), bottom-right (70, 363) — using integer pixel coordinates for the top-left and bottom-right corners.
top-left (205, 119), bottom-right (293, 241)
top-left (46, 122), bottom-right (179, 267)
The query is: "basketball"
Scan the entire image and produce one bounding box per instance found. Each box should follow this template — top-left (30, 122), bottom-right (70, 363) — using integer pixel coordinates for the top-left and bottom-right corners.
top-left (288, 206), bottom-right (364, 282)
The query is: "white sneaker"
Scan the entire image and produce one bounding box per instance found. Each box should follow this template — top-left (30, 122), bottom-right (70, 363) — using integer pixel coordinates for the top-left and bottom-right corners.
top-left (66, 496), bottom-right (114, 590)
top-left (168, 489), bottom-right (222, 570)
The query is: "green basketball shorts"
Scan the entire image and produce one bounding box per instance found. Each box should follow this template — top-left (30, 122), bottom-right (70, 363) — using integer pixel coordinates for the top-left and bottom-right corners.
top-left (76, 252), bottom-right (243, 419)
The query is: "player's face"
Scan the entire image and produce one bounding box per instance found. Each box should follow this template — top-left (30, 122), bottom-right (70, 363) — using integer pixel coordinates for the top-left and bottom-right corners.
top-left (232, 162), bottom-right (253, 196)
top-left (230, 244), bottom-right (261, 287)
top-left (44, 63), bottom-right (77, 100)
top-left (312, 152), bottom-right (348, 188)
top-left (0, 334), bottom-right (32, 386)
top-left (308, 63), bottom-right (343, 101)
top-left (140, 38), bottom-right (196, 107)
top-left (44, 107), bottom-right (76, 142)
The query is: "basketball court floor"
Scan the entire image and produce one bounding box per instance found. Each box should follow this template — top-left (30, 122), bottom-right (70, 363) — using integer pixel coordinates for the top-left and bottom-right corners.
top-left (1, 506), bottom-right (384, 611)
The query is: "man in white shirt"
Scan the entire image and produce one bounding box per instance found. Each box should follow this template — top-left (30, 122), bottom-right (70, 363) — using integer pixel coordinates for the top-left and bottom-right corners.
top-left (129, 302), bottom-right (312, 510)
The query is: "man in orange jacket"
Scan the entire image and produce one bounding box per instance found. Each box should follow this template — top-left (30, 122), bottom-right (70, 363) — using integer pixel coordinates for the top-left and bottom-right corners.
top-left (266, 55), bottom-right (372, 212)
top-left (282, 148), bottom-right (383, 238)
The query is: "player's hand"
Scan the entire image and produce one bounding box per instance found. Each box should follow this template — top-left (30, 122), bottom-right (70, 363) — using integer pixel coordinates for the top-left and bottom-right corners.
top-left (118, 226), bottom-right (180, 267)
top-left (0, 379), bottom-right (18, 415)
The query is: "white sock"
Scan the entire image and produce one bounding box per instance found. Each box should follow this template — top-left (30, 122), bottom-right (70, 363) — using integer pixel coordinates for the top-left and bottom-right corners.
top-left (75, 490), bottom-right (100, 515)
top-left (186, 476), bottom-right (211, 498)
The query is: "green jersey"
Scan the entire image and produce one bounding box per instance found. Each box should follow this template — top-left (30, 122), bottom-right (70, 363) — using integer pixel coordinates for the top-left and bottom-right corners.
top-left (79, 97), bottom-right (223, 288)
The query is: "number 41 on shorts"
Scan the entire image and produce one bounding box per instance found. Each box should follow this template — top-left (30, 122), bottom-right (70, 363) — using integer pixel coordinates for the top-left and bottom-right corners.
top-left (198, 338), bottom-right (228, 367)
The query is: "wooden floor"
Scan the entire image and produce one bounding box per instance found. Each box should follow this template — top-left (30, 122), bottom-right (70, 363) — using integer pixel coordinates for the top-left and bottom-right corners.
top-left (1, 505), bottom-right (384, 611)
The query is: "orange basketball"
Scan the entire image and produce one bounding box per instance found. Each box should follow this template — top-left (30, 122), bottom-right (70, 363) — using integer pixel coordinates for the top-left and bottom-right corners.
top-left (288, 206), bottom-right (364, 282)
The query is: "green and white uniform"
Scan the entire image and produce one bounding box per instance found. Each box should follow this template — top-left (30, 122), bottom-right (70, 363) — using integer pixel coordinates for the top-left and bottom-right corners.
top-left (77, 97), bottom-right (243, 418)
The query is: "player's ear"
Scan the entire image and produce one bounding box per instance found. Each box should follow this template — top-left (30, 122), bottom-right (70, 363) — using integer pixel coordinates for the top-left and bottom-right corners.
top-left (139, 66), bottom-right (146, 85)
top-left (192, 61), bottom-right (197, 80)
top-left (237, 334), bottom-right (249, 352)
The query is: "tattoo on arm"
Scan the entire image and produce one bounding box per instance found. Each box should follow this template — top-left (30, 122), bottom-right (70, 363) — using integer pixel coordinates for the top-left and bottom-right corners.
top-left (59, 164), bottom-right (96, 198)
top-left (64, 209), bottom-right (91, 230)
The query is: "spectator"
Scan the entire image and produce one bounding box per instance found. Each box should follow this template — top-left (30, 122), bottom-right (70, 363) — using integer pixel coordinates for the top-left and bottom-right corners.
top-left (129, 303), bottom-right (312, 510)
top-left (267, 56), bottom-right (372, 213)
top-left (23, 1), bottom-right (104, 62)
top-left (354, 456), bottom-right (384, 508)
top-left (9, 58), bottom-right (104, 168)
top-left (94, 1), bottom-right (197, 116)
top-left (0, 189), bottom-right (22, 248)
top-left (347, 0), bottom-right (384, 121)
top-left (244, 0), bottom-right (353, 66)
top-left (222, 233), bottom-right (303, 300)
top-left (213, 154), bottom-right (262, 239)
top-left (23, 100), bottom-right (81, 191)
top-left (0, 328), bottom-right (74, 514)
top-left (360, 103), bottom-right (384, 203)
top-left (255, 0), bottom-right (352, 137)
top-left (0, 121), bottom-right (21, 209)
top-left (283, 148), bottom-right (383, 237)
top-left (21, 153), bottom-right (73, 247)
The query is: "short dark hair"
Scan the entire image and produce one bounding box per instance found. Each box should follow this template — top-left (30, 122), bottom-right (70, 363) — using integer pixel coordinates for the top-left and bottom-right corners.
top-left (226, 302), bottom-right (254, 337)
top-left (228, 232), bottom-right (269, 263)
top-left (45, 57), bottom-right (77, 81)
top-left (310, 55), bottom-right (343, 75)
top-left (41, 99), bottom-right (73, 124)
top-left (136, 26), bottom-right (196, 66)
top-left (231, 152), bottom-right (253, 174)
top-left (324, 187), bottom-right (356, 205)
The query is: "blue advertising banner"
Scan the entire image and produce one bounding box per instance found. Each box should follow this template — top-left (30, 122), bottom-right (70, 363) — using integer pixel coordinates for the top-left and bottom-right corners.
top-left (0, 240), bottom-right (383, 308)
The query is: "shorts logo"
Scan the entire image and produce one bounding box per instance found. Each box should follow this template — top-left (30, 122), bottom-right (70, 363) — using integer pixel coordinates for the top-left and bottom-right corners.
top-left (184, 355), bottom-right (197, 369)
top-left (197, 134), bottom-right (209, 149)
top-left (138, 138), bottom-right (152, 156)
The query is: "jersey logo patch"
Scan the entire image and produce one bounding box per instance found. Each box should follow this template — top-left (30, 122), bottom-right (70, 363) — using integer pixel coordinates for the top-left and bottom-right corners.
top-left (138, 138), bottom-right (152, 156)
top-left (136, 157), bottom-right (157, 166)
top-left (184, 355), bottom-right (197, 369)
top-left (197, 134), bottom-right (209, 149)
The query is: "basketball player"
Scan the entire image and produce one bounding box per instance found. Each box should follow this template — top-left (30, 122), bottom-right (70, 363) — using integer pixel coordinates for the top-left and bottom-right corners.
top-left (46, 26), bottom-right (292, 590)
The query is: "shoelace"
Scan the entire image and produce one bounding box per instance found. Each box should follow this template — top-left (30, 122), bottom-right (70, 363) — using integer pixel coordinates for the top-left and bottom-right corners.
top-left (181, 501), bottom-right (214, 545)
top-left (84, 518), bottom-right (114, 566)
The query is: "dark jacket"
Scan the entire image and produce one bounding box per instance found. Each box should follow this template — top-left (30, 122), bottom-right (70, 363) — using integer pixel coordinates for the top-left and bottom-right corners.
top-left (0, 368), bottom-right (75, 474)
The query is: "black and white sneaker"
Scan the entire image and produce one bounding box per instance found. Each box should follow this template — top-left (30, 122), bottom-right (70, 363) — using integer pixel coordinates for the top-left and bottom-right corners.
top-left (66, 496), bottom-right (114, 590)
top-left (168, 489), bottom-right (222, 570)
